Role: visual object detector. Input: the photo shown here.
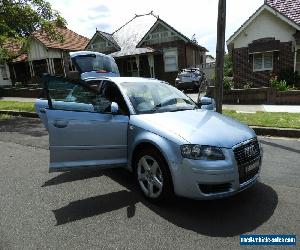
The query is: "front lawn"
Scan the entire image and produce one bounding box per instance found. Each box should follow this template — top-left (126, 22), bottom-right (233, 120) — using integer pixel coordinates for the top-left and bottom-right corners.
top-left (224, 110), bottom-right (300, 129)
top-left (0, 101), bottom-right (35, 112)
top-left (0, 101), bottom-right (299, 129)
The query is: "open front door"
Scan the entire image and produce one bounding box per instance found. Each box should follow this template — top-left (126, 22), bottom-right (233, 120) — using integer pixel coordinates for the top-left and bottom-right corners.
top-left (44, 76), bottom-right (129, 172)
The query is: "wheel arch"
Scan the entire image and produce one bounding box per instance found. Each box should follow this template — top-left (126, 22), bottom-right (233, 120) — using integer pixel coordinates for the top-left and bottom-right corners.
top-left (128, 132), bottom-right (179, 187)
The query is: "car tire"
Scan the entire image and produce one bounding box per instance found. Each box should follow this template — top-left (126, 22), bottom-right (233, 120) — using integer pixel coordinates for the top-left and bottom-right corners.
top-left (134, 147), bottom-right (173, 203)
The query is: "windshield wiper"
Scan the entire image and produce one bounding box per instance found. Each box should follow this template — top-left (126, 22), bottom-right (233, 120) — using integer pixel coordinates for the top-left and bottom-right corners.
top-left (169, 106), bottom-right (196, 112)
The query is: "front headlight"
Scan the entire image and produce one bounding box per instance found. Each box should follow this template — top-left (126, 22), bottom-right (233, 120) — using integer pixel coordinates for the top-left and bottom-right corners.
top-left (180, 145), bottom-right (225, 160)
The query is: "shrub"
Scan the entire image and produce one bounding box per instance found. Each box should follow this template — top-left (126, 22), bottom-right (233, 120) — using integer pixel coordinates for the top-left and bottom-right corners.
top-left (14, 82), bottom-right (25, 88)
top-left (278, 68), bottom-right (299, 86)
top-left (276, 80), bottom-right (290, 91)
top-left (269, 74), bottom-right (294, 91)
top-left (224, 77), bottom-right (234, 90)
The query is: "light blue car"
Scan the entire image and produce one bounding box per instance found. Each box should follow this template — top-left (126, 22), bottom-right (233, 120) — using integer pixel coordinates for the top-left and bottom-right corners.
top-left (35, 76), bottom-right (263, 202)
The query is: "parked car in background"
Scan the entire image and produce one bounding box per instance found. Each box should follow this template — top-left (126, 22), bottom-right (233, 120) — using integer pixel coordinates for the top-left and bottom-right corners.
top-left (175, 68), bottom-right (204, 91)
top-left (36, 75), bottom-right (262, 203)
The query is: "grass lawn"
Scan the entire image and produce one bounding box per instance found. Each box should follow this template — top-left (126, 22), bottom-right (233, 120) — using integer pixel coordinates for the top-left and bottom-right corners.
top-left (0, 101), bottom-right (35, 112)
top-left (224, 110), bottom-right (300, 129)
top-left (0, 101), bottom-right (299, 129)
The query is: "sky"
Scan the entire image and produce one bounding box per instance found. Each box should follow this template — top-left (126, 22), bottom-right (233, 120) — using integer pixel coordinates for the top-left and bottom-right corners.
top-left (48, 0), bottom-right (265, 56)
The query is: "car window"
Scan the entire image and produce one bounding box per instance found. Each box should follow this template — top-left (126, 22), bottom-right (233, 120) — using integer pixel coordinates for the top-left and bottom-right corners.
top-left (120, 81), bottom-right (197, 114)
top-left (45, 77), bottom-right (129, 115)
top-left (46, 77), bottom-right (110, 113)
top-left (100, 81), bottom-right (130, 115)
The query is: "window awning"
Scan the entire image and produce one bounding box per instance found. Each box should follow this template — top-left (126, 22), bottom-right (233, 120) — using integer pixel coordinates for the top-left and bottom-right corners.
top-left (248, 39), bottom-right (280, 54)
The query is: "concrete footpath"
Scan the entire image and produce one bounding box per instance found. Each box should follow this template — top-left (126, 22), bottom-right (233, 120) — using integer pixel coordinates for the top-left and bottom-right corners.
top-left (187, 94), bottom-right (300, 113)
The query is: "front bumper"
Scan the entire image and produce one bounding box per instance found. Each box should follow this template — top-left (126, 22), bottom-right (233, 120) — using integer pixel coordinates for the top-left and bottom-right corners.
top-left (171, 147), bottom-right (262, 200)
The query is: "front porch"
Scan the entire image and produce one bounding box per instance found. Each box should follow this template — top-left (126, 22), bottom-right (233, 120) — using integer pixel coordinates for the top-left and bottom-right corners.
top-left (115, 53), bottom-right (156, 78)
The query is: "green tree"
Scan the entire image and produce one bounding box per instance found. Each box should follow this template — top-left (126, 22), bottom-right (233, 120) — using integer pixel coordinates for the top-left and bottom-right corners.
top-left (224, 53), bottom-right (233, 77)
top-left (0, 0), bottom-right (66, 61)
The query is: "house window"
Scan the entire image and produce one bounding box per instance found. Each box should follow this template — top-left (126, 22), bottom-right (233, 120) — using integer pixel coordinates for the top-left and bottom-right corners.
top-left (0, 64), bottom-right (8, 80)
top-left (127, 58), bottom-right (138, 76)
top-left (164, 48), bottom-right (178, 72)
top-left (151, 33), bottom-right (159, 39)
top-left (253, 52), bottom-right (273, 71)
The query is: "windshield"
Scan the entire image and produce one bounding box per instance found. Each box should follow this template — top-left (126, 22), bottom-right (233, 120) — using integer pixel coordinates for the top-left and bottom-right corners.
top-left (120, 81), bottom-right (197, 114)
top-left (74, 54), bottom-right (119, 74)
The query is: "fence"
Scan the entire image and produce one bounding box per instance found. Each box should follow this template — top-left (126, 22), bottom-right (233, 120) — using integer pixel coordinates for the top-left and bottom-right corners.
top-left (206, 87), bottom-right (300, 105)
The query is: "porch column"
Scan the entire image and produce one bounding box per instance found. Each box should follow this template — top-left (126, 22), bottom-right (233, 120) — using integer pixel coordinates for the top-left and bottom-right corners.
top-left (50, 58), bottom-right (55, 75)
top-left (12, 64), bottom-right (17, 79)
top-left (135, 55), bottom-right (140, 77)
top-left (294, 48), bottom-right (297, 73)
top-left (46, 58), bottom-right (51, 74)
top-left (61, 52), bottom-right (67, 77)
top-left (62, 52), bottom-right (70, 77)
top-left (147, 54), bottom-right (155, 78)
top-left (29, 61), bottom-right (35, 77)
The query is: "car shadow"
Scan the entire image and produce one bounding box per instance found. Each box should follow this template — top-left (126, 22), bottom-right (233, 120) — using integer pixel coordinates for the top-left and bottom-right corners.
top-left (260, 139), bottom-right (300, 154)
top-left (42, 169), bottom-right (105, 187)
top-left (47, 168), bottom-right (278, 237)
top-left (0, 117), bottom-right (47, 137)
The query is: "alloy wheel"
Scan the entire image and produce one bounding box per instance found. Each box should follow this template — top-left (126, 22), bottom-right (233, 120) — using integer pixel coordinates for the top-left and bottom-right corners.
top-left (137, 155), bottom-right (163, 198)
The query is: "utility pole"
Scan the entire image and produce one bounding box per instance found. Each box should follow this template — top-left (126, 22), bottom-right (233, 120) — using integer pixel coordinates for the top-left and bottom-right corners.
top-left (215, 0), bottom-right (226, 113)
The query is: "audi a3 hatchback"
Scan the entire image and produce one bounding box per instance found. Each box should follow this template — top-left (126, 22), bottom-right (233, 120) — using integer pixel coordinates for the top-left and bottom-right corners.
top-left (36, 76), bottom-right (263, 202)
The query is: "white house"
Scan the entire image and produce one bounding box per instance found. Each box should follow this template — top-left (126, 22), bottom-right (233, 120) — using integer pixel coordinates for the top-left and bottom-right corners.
top-left (5, 27), bottom-right (89, 85)
top-left (227, 0), bottom-right (300, 87)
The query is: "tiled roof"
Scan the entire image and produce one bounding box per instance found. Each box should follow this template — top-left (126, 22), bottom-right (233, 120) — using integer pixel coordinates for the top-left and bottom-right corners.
top-left (266, 0), bottom-right (300, 26)
top-left (2, 40), bottom-right (23, 54)
top-left (109, 12), bottom-right (207, 57)
top-left (12, 54), bottom-right (28, 63)
top-left (2, 39), bottom-right (27, 62)
top-left (110, 13), bottom-right (158, 57)
top-left (32, 27), bottom-right (89, 51)
top-left (137, 18), bottom-right (208, 51)
top-left (97, 31), bottom-right (120, 50)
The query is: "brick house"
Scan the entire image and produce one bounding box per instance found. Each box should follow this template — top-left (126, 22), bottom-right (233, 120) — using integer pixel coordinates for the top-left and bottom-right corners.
top-left (86, 12), bottom-right (207, 84)
top-left (227, 0), bottom-right (300, 87)
top-left (5, 27), bottom-right (89, 85)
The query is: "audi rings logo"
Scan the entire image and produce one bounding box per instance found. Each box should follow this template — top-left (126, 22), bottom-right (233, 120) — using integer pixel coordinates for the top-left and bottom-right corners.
top-left (244, 145), bottom-right (256, 158)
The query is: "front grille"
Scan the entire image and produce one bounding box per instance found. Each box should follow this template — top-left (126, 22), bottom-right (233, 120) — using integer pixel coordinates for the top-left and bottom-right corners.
top-left (233, 139), bottom-right (260, 166)
top-left (199, 183), bottom-right (232, 194)
top-left (233, 139), bottom-right (261, 184)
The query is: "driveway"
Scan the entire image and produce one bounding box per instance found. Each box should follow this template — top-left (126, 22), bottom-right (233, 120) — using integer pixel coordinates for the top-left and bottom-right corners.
top-left (0, 117), bottom-right (299, 249)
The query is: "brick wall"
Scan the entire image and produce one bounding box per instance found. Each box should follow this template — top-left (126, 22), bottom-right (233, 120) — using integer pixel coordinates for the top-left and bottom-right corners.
top-left (207, 86), bottom-right (300, 104)
top-left (233, 41), bottom-right (294, 87)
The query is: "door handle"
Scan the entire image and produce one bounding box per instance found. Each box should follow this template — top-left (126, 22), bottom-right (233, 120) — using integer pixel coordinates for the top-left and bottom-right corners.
top-left (53, 120), bottom-right (68, 128)
top-left (39, 108), bottom-right (46, 113)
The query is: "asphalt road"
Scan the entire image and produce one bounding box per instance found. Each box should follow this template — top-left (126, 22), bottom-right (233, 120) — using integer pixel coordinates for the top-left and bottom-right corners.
top-left (0, 117), bottom-right (299, 250)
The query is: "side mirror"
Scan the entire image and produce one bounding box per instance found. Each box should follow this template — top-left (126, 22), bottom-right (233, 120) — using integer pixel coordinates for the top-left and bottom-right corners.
top-left (110, 102), bottom-right (119, 115)
top-left (198, 97), bottom-right (216, 111)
